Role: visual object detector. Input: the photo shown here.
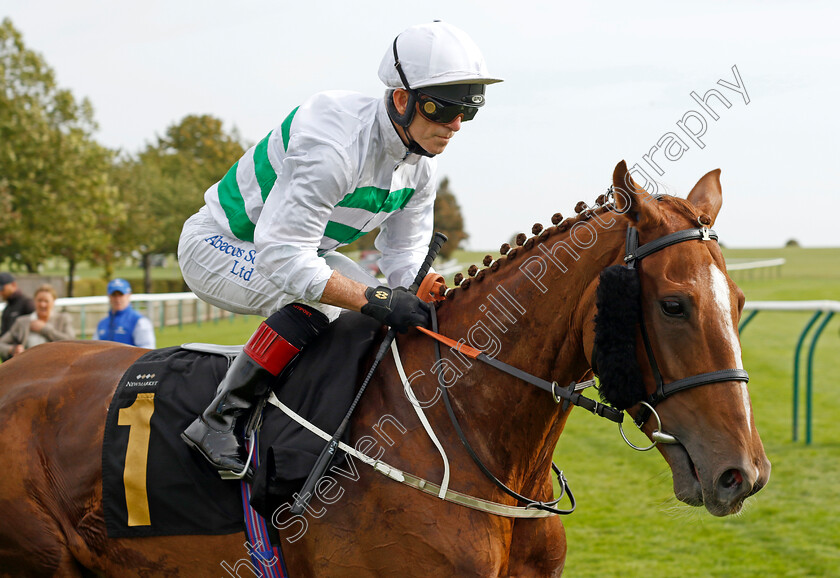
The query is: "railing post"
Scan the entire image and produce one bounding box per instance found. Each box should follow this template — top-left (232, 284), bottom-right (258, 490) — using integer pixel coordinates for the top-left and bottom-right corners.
top-left (792, 311), bottom-right (823, 442)
top-left (738, 310), bottom-right (759, 334)
top-left (806, 311), bottom-right (834, 445)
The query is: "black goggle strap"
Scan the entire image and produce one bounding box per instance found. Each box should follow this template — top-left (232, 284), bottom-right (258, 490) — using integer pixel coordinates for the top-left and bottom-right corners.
top-left (388, 35), bottom-right (420, 129)
top-left (392, 35), bottom-right (415, 93)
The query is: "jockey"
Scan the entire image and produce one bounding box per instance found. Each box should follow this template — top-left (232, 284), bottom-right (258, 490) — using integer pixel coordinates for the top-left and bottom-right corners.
top-left (179, 21), bottom-right (502, 476)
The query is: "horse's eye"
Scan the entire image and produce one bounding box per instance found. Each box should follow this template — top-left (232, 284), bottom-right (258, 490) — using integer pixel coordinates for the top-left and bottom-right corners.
top-left (661, 300), bottom-right (685, 317)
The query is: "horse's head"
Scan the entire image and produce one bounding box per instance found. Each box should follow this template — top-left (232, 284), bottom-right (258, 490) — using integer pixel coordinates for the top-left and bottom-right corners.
top-left (590, 161), bottom-right (770, 516)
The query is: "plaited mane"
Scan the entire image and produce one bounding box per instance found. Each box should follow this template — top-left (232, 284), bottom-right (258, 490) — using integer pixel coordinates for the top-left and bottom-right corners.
top-left (440, 188), bottom-right (667, 409)
top-left (443, 192), bottom-right (614, 299)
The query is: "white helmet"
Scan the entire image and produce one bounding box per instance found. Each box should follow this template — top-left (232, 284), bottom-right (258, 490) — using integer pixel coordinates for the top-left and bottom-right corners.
top-left (378, 21), bottom-right (503, 90)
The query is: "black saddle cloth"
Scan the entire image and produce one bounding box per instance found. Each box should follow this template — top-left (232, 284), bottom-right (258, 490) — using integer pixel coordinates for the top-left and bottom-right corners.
top-left (101, 311), bottom-right (381, 538)
top-left (250, 312), bottom-right (381, 518)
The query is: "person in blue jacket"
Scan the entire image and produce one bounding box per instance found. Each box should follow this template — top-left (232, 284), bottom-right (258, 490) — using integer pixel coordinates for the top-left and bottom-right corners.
top-left (94, 278), bottom-right (156, 349)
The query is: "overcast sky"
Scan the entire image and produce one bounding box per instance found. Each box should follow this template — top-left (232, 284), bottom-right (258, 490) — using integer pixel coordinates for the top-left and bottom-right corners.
top-left (3, 0), bottom-right (838, 249)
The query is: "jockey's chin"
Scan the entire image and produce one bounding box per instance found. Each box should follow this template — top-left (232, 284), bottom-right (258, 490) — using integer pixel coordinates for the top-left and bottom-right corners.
top-left (408, 114), bottom-right (462, 155)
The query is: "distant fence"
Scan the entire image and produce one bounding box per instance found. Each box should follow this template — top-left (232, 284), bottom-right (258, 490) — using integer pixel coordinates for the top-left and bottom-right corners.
top-left (739, 300), bottom-right (839, 444)
top-left (726, 258), bottom-right (786, 279)
top-left (40, 293), bottom-right (255, 339)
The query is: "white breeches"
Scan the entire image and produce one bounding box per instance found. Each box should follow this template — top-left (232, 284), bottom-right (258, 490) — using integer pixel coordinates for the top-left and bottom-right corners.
top-left (178, 208), bottom-right (379, 322)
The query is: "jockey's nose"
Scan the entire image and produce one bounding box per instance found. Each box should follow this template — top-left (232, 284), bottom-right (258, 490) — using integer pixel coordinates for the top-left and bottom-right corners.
top-left (444, 115), bottom-right (463, 132)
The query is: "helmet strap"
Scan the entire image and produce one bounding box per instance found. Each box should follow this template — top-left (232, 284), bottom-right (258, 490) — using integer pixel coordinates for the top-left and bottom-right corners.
top-left (387, 35), bottom-right (436, 158)
top-left (385, 91), bottom-right (436, 158)
top-left (404, 124), bottom-right (435, 158)
top-left (386, 89), bottom-right (417, 128)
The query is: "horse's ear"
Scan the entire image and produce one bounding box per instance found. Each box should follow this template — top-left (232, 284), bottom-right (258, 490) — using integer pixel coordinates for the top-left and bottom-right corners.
top-left (686, 169), bottom-right (723, 226)
top-left (612, 160), bottom-right (660, 223)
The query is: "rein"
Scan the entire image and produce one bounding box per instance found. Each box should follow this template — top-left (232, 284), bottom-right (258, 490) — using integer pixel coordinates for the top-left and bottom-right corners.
top-left (424, 307), bottom-right (585, 516)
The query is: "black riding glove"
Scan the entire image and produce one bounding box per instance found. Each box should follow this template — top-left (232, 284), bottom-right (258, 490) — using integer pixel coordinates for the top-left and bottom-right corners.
top-left (361, 286), bottom-right (431, 333)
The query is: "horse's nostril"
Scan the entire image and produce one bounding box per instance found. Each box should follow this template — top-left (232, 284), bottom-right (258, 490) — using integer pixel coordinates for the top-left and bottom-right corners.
top-left (720, 468), bottom-right (744, 490)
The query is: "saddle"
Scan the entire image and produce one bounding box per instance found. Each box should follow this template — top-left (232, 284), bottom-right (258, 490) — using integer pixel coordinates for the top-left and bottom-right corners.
top-left (101, 311), bottom-right (382, 538)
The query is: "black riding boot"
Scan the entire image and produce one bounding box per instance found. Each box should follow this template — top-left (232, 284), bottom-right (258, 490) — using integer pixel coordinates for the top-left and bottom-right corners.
top-left (181, 303), bottom-right (329, 475)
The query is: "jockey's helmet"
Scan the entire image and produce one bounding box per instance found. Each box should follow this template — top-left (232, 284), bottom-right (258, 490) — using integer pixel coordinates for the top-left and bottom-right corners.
top-left (379, 21), bottom-right (502, 135)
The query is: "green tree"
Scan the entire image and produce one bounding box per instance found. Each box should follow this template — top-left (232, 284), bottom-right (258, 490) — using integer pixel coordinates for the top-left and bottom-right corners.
top-left (433, 177), bottom-right (468, 258)
top-left (0, 18), bottom-right (119, 293)
top-left (113, 115), bottom-right (245, 291)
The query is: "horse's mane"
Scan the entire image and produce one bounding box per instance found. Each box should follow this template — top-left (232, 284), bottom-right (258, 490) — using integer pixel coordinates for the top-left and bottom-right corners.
top-left (439, 192), bottom-right (703, 304)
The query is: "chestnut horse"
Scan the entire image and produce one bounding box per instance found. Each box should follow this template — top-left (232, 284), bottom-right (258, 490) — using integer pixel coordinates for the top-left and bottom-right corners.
top-left (0, 161), bottom-right (769, 577)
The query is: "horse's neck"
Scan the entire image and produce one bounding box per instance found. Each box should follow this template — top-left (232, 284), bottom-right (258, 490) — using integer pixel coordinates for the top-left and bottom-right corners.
top-left (422, 223), bottom-right (625, 488)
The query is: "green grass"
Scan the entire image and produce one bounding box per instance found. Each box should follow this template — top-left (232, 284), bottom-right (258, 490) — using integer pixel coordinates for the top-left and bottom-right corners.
top-left (154, 315), bottom-right (261, 348)
top-left (556, 247), bottom-right (840, 576)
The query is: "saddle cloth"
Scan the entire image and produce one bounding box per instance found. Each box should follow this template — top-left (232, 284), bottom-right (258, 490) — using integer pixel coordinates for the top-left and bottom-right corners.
top-left (101, 311), bottom-right (381, 538)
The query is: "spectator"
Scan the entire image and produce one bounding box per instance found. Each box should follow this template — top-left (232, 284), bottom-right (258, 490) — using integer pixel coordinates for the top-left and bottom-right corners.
top-left (93, 278), bottom-right (156, 349)
top-left (0, 284), bottom-right (75, 359)
top-left (0, 272), bottom-right (35, 338)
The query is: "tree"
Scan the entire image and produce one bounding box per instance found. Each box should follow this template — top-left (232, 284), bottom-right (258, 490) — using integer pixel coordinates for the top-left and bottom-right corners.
top-left (113, 115), bottom-right (245, 291)
top-left (0, 18), bottom-right (120, 293)
top-left (432, 177), bottom-right (468, 258)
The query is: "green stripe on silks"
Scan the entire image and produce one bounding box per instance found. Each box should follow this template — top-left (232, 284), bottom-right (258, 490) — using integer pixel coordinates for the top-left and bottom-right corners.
top-left (254, 131), bottom-right (277, 202)
top-left (281, 106), bottom-right (300, 152)
top-left (336, 187), bottom-right (416, 213)
top-left (324, 221), bottom-right (367, 245)
top-left (217, 161), bottom-right (256, 242)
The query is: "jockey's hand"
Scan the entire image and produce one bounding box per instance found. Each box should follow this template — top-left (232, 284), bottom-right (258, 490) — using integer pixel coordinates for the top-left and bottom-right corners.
top-left (361, 286), bottom-right (431, 333)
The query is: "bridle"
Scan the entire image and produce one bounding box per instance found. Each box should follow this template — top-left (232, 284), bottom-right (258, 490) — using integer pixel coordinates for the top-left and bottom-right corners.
top-left (618, 222), bottom-right (749, 449)
top-left (418, 214), bottom-right (750, 513)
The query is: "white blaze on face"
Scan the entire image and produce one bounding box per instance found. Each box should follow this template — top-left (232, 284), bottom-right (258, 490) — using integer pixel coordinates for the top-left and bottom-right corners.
top-left (709, 265), bottom-right (752, 433)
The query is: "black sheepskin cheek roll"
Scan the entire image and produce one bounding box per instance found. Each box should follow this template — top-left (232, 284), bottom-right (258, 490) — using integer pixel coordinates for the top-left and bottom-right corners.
top-left (592, 265), bottom-right (648, 409)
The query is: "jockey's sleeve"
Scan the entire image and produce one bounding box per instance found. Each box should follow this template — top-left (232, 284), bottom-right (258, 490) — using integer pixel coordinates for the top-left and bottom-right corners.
top-left (376, 171), bottom-right (437, 288)
top-left (254, 138), bottom-right (352, 303)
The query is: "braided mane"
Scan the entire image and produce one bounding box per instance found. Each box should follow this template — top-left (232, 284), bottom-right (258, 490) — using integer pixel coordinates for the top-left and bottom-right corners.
top-left (442, 190), bottom-right (617, 301)
top-left (440, 190), bottom-right (706, 303)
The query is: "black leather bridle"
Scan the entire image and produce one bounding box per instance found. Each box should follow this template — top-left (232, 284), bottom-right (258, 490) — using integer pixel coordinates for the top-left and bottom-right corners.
top-left (420, 219), bottom-right (750, 513)
top-left (621, 224), bottom-right (750, 428)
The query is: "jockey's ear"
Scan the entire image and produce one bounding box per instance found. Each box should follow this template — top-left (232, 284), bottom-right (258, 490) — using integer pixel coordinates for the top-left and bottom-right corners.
top-left (611, 160), bottom-right (662, 225)
top-left (686, 169), bottom-right (723, 226)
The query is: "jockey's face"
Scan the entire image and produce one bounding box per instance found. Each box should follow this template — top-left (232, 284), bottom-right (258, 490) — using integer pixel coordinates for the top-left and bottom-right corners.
top-left (392, 89), bottom-right (463, 155)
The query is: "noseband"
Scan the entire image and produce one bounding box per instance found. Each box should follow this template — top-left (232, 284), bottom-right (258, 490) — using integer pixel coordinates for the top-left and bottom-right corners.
top-left (619, 223), bottom-right (749, 435)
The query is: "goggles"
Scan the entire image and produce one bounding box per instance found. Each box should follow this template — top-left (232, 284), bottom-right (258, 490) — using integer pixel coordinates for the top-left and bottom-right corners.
top-left (416, 93), bottom-right (480, 124)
